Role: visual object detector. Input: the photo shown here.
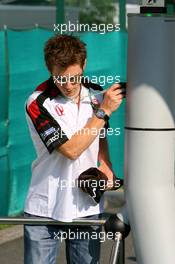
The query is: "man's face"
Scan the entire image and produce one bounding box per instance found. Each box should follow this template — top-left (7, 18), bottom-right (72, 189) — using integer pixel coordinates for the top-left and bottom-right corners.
top-left (52, 64), bottom-right (84, 99)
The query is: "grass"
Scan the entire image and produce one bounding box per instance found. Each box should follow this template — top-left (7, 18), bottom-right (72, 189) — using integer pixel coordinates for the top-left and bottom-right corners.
top-left (0, 224), bottom-right (14, 231)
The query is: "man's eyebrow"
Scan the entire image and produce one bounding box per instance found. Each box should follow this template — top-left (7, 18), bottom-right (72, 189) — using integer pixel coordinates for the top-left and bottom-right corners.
top-left (53, 73), bottom-right (83, 77)
top-left (70, 73), bottom-right (83, 77)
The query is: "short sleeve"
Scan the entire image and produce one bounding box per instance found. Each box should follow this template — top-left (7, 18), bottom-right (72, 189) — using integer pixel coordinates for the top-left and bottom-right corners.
top-left (26, 97), bottom-right (69, 154)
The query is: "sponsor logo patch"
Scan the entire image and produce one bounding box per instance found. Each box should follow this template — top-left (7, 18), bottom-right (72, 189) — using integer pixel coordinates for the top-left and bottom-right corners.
top-left (46, 129), bottom-right (66, 147)
top-left (40, 127), bottom-right (56, 140)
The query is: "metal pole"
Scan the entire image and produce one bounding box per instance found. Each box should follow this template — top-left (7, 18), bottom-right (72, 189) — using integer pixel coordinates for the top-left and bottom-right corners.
top-left (0, 217), bottom-right (106, 226)
top-left (109, 233), bottom-right (125, 264)
top-left (167, 0), bottom-right (175, 14)
top-left (56, 0), bottom-right (65, 25)
top-left (119, 0), bottom-right (126, 31)
top-left (118, 239), bottom-right (125, 264)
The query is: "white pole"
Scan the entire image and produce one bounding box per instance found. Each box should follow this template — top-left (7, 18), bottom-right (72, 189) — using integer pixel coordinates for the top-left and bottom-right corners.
top-left (125, 14), bottom-right (175, 264)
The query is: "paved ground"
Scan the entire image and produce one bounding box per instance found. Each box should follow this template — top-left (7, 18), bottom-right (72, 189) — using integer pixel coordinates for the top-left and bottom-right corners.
top-left (0, 191), bottom-right (137, 264)
top-left (0, 232), bottom-right (137, 264)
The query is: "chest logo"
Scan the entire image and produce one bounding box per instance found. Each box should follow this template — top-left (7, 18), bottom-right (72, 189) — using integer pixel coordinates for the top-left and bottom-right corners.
top-left (55, 104), bottom-right (65, 116)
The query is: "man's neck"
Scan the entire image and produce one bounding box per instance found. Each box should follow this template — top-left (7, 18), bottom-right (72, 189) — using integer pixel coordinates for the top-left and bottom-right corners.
top-left (75, 86), bottom-right (82, 106)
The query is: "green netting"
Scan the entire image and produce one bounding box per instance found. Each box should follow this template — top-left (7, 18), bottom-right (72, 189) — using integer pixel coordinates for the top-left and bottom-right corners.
top-left (0, 30), bottom-right (9, 215)
top-left (7, 29), bottom-right (53, 214)
top-left (0, 29), bottom-right (127, 216)
top-left (0, 30), bottom-right (8, 148)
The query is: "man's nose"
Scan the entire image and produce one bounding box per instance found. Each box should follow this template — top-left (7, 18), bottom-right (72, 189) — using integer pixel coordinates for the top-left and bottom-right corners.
top-left (65, 81), bottom-right (75, 89)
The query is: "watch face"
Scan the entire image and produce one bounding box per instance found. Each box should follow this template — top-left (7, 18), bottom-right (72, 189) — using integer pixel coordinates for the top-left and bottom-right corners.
top-left (97, 109), bottom-right (105, 118)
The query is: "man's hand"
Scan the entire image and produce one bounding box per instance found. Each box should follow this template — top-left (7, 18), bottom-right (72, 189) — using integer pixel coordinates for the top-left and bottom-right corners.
top-left (100, 84), bottom-right (125, 116)
top-left (98, 162), bottom-right (116, 190)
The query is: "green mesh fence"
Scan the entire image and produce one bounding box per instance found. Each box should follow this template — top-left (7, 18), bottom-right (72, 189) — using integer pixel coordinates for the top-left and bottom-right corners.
top-left (0, 29), bottom-right (127, 216)
top-left (0, 30), bottom-right (9, 215)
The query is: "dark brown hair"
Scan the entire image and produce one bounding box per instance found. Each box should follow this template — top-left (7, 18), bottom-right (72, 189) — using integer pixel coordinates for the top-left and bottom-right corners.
top-left (44, 34), bottom-right (87, 73)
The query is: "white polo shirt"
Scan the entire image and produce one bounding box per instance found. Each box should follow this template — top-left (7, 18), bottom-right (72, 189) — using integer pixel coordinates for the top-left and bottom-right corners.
top-left (24, 77), bottom-right (105, 222)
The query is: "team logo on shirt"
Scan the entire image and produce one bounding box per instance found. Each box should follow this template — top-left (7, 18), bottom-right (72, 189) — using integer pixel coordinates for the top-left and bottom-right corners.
top-left (55, 104), bottom-right (65, 116)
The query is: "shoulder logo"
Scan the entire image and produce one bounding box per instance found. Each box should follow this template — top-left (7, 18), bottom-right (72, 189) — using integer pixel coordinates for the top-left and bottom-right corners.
top-left (55, 104), bottom-right (65, 116)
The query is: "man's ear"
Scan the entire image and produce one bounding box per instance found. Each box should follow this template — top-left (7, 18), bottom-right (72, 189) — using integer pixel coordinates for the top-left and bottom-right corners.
top-left (83, 59), bottom-right (87, 70)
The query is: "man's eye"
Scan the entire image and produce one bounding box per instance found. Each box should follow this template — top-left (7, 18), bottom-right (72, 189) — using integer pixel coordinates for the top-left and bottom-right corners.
top-left (76, 76), bottom-right (82, 82)
top-left (68, 76), bottom-right (81, 84)
top-left (53, 74), bottom-right (83, 84)
top-left (53, 76), bottom-right (67, 83)
top-left (71, 75), bottom-right (82, 83)
top-left (61, 77), bottom-right (67, 83)
top-left (69, 77), bottom-right (76, 83)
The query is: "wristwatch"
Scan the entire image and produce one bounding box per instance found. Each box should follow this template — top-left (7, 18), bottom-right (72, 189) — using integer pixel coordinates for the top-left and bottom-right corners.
top-left (94, 108), bottom-right (109, 123)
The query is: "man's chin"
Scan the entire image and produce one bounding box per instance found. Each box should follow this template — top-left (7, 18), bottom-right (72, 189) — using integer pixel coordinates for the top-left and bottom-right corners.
top-left (64, 93), bottom-right (75, 98)
top-left (64, 90), bottom-right (80, 100)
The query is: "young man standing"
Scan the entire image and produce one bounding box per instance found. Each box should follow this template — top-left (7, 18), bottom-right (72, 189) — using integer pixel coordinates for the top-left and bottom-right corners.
top-left (24, 34), bottom-right (124, 264)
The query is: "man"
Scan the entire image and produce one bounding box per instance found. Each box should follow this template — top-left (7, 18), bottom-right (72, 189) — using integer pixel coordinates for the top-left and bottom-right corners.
top-left (24, 34), bottom-right (124, 264)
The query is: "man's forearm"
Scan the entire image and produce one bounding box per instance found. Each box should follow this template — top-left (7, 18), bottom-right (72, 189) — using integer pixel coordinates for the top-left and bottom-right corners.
top-left (98, 137), bottom-right (114, 180)
top-left (57, 114), bottom-right (106, 160)
top-left (98, 137), bottom-right (112, 168)
top-left (98, 137), bottom-right (119, 190)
